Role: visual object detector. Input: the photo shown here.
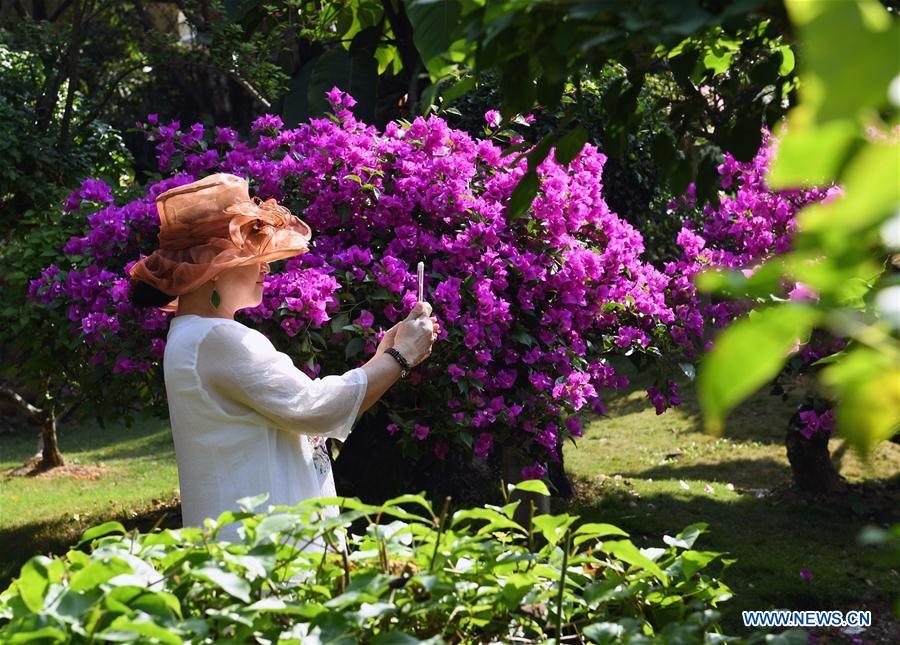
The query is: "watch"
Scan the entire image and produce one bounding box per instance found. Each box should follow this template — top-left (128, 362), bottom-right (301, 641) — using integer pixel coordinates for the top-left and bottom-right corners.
top-left (385, 347), bottom-right (411, 379)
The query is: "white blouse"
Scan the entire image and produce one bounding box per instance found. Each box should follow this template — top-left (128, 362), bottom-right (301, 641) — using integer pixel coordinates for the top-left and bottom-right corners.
top-left (163, 314), bottom-right (368, 544)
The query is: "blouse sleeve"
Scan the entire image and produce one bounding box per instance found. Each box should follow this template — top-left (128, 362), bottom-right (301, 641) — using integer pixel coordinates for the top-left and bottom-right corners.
top-left (196, 323), bottom-right (368, 441)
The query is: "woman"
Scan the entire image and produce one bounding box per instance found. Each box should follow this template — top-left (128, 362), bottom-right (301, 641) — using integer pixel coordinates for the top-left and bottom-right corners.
top-left (128, 173), bottom-right (439, 541)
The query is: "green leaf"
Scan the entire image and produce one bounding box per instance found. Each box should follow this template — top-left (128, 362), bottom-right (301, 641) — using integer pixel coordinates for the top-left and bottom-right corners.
top-left (330, 313), bottom-right (351, 334)
top-left (191, 567), bottom-right (251, 603)
top-left (79, 521), bottom-right (127, 545)
top-left (583, 621), bottom-right (628, 644)
top-left (820, 348), bottom-right (900, 457)
top-left (778, 45), bottom-right (795, 75)
top-left (554, 126), bottom-right (588, 166)
top-left (69, 558), bottom-right (133, 592)
top-left (14, 556), bottom-right (51, 613)
top-left (345, 337), bottom-right (365, 359)
top-left (307, 48), bottom-right (378, 122)
top-left (602, 540), bottom-right (669, 585)
top-left (662, 523), bottom-right (707, 550)
top-left (102, 616), bottom-right (183, 645)
top-left (532, 514), bottom-right (578, 546)
top-left (441, 76), bottom-right (475, 105)
top-left (767, 118), bottom-right (857, 188)
top-left (406, 0), bottom-right (463, 69)
top-left (507, 170), bottom-right (539, 219)
top-left (698, 305), bottom-right (821, 435)
top-left (254, 513), bottom-right (302, 544)
top-left (237, 492), bottom-right (269, 511)
top-left (786, 0), bottom-right (899, 124)
top-left (797, 141), bottom-right (900, 236)
top-left (676, 550), bottom-right (719, 579)
top-left (370, 631), bottom-right (422, 644)
top-left (508, 479), bottom-right (550, 496)
top-left (3, 627), bottom-right (68, 644)
top-left (573, 523), bottom-right (629, 538)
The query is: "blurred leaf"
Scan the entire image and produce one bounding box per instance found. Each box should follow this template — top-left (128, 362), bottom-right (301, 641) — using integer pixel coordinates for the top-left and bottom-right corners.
top-left (191, 567), bottom-right (251, 603)
top-left (767, 116), bottom-right (857, 188)
top-left (102, 616), bottom-right (183, 645)
top-left (554, 126), bottom-right (588, 165)
top-left (821, 348), bottom-right (900, 457)
top-left (698, 305), bottom-right (821, 435)
top-left (798, 141), bottom-right (900, 236)
top-left (69, 558), bottom-right (132, 592)
top-left (507, 169), bottom-right (539, 219)
top-left (785, 0), bottom-right (899, 124)
top-left (14, 557), bottom-right (51, 613)
top-left (79, 521), bottom-right (127, 545)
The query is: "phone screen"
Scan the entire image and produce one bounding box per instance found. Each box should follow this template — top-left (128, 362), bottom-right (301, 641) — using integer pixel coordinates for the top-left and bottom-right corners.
top-left (417, 261), bottom-right (424, 302)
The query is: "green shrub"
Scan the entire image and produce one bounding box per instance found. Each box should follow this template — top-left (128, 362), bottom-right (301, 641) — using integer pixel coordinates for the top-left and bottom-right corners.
top-left (0, 483), bottom-right (798, 643)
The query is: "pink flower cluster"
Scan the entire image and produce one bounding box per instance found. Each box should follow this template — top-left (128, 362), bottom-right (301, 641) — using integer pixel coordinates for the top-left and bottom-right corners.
top-left (655, 132), bottom-right (841, 410)
top-left (31, 87), bottom-right (689, 477)
top-left (797, 408), bottom-right (835, 439)
top-left (646, 380), bottom-right (681, 416)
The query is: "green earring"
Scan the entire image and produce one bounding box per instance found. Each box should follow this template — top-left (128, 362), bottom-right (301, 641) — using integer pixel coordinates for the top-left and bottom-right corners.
top-left (210, 282), bottom-right (221, 309)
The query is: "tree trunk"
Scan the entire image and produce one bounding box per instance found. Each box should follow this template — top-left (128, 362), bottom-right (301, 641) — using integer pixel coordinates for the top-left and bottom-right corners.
top-left (333, 406), bottom-right (573, 521)
top-left (38, 408), bottom-right (64, 470)
top-left (785, 418), bottom-right (846, 494)
top-left (0, 383), bottom-right (65, 471)
top-left (334, 406), bottom-right (504, 507)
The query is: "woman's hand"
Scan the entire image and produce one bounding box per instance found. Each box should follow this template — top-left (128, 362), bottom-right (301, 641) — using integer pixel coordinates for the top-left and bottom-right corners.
top-left (374, 322), bottom-right (401, 357)
top-left (394, 301), bottom-right (440, 367)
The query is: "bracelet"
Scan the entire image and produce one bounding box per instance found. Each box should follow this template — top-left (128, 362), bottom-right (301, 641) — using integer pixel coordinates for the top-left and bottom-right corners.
top-left (385, 347), bottom-right (411, 379)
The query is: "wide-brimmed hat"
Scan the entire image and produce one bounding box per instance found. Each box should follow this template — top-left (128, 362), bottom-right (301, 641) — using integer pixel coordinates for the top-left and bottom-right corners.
top-left (129, 173), bottom-right (312, 311)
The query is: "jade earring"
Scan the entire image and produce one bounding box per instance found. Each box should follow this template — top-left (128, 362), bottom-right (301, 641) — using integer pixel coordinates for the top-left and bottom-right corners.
top-left (210, 280), bottom-right (221, 309)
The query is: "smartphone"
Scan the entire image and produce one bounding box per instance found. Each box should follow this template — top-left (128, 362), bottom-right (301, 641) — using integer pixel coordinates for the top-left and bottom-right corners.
top-left (417, 261), bottom-right (425, 303)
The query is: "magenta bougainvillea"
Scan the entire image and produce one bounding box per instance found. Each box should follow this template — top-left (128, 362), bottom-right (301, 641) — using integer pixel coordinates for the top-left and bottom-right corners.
top-left (660, 132), bottom-right (842, 435)
top-left (30, 88), bottom-right (689, 479)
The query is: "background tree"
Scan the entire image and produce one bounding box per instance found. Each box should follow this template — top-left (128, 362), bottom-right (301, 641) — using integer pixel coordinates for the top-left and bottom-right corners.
top-left (696, 0), bottom-right (899, 459)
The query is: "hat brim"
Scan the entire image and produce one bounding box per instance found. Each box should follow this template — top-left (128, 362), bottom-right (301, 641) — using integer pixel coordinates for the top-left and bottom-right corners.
top-left (131, 204), bottom-right (313, 313)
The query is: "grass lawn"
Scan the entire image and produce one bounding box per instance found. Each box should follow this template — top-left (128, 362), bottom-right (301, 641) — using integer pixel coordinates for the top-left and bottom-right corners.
top-left (560, 380), bottom-right (900, 639)
top-left (1, 383), bottom-right (898, 640)
top-left (0, 412), bottom-right (180, 587)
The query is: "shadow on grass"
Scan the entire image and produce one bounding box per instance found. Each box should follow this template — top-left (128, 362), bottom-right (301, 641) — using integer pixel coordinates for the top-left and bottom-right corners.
top-left (553, 474), bottom-right (900, 635)
top-left (600, 377), bottom-right (806, 449)
top-left (0, 412), bottom-right (172, 469)
top-left (0, 499), bottom-right (182, 591)
top-left (615, 457), bottom-right (793, 489)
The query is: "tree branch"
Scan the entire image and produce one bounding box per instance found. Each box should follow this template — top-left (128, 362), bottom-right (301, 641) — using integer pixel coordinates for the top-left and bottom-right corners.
top-left (74, 63), bottom-right (147, 137)
top-left (48, 0), bottom-right (75, 22)
top-left (0, 384), bottom-right (44, 420)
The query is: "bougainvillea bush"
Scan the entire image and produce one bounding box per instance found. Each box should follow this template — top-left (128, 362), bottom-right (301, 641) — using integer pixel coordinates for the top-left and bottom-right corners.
top-left (0, 484), bottom-right (787, 643)
top-left (659, 132), bottom-right (842, 439)
top-left (29, 88), bottom-right (687, 480)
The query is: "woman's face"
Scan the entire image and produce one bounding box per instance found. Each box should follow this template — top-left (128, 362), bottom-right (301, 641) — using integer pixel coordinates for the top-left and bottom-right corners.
top-left (218, 261), bottom-right (270, 310)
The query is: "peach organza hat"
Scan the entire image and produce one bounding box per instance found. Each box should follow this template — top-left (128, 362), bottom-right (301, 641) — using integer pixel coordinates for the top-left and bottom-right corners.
top-left (128, 173), bottom-right (312, 311)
